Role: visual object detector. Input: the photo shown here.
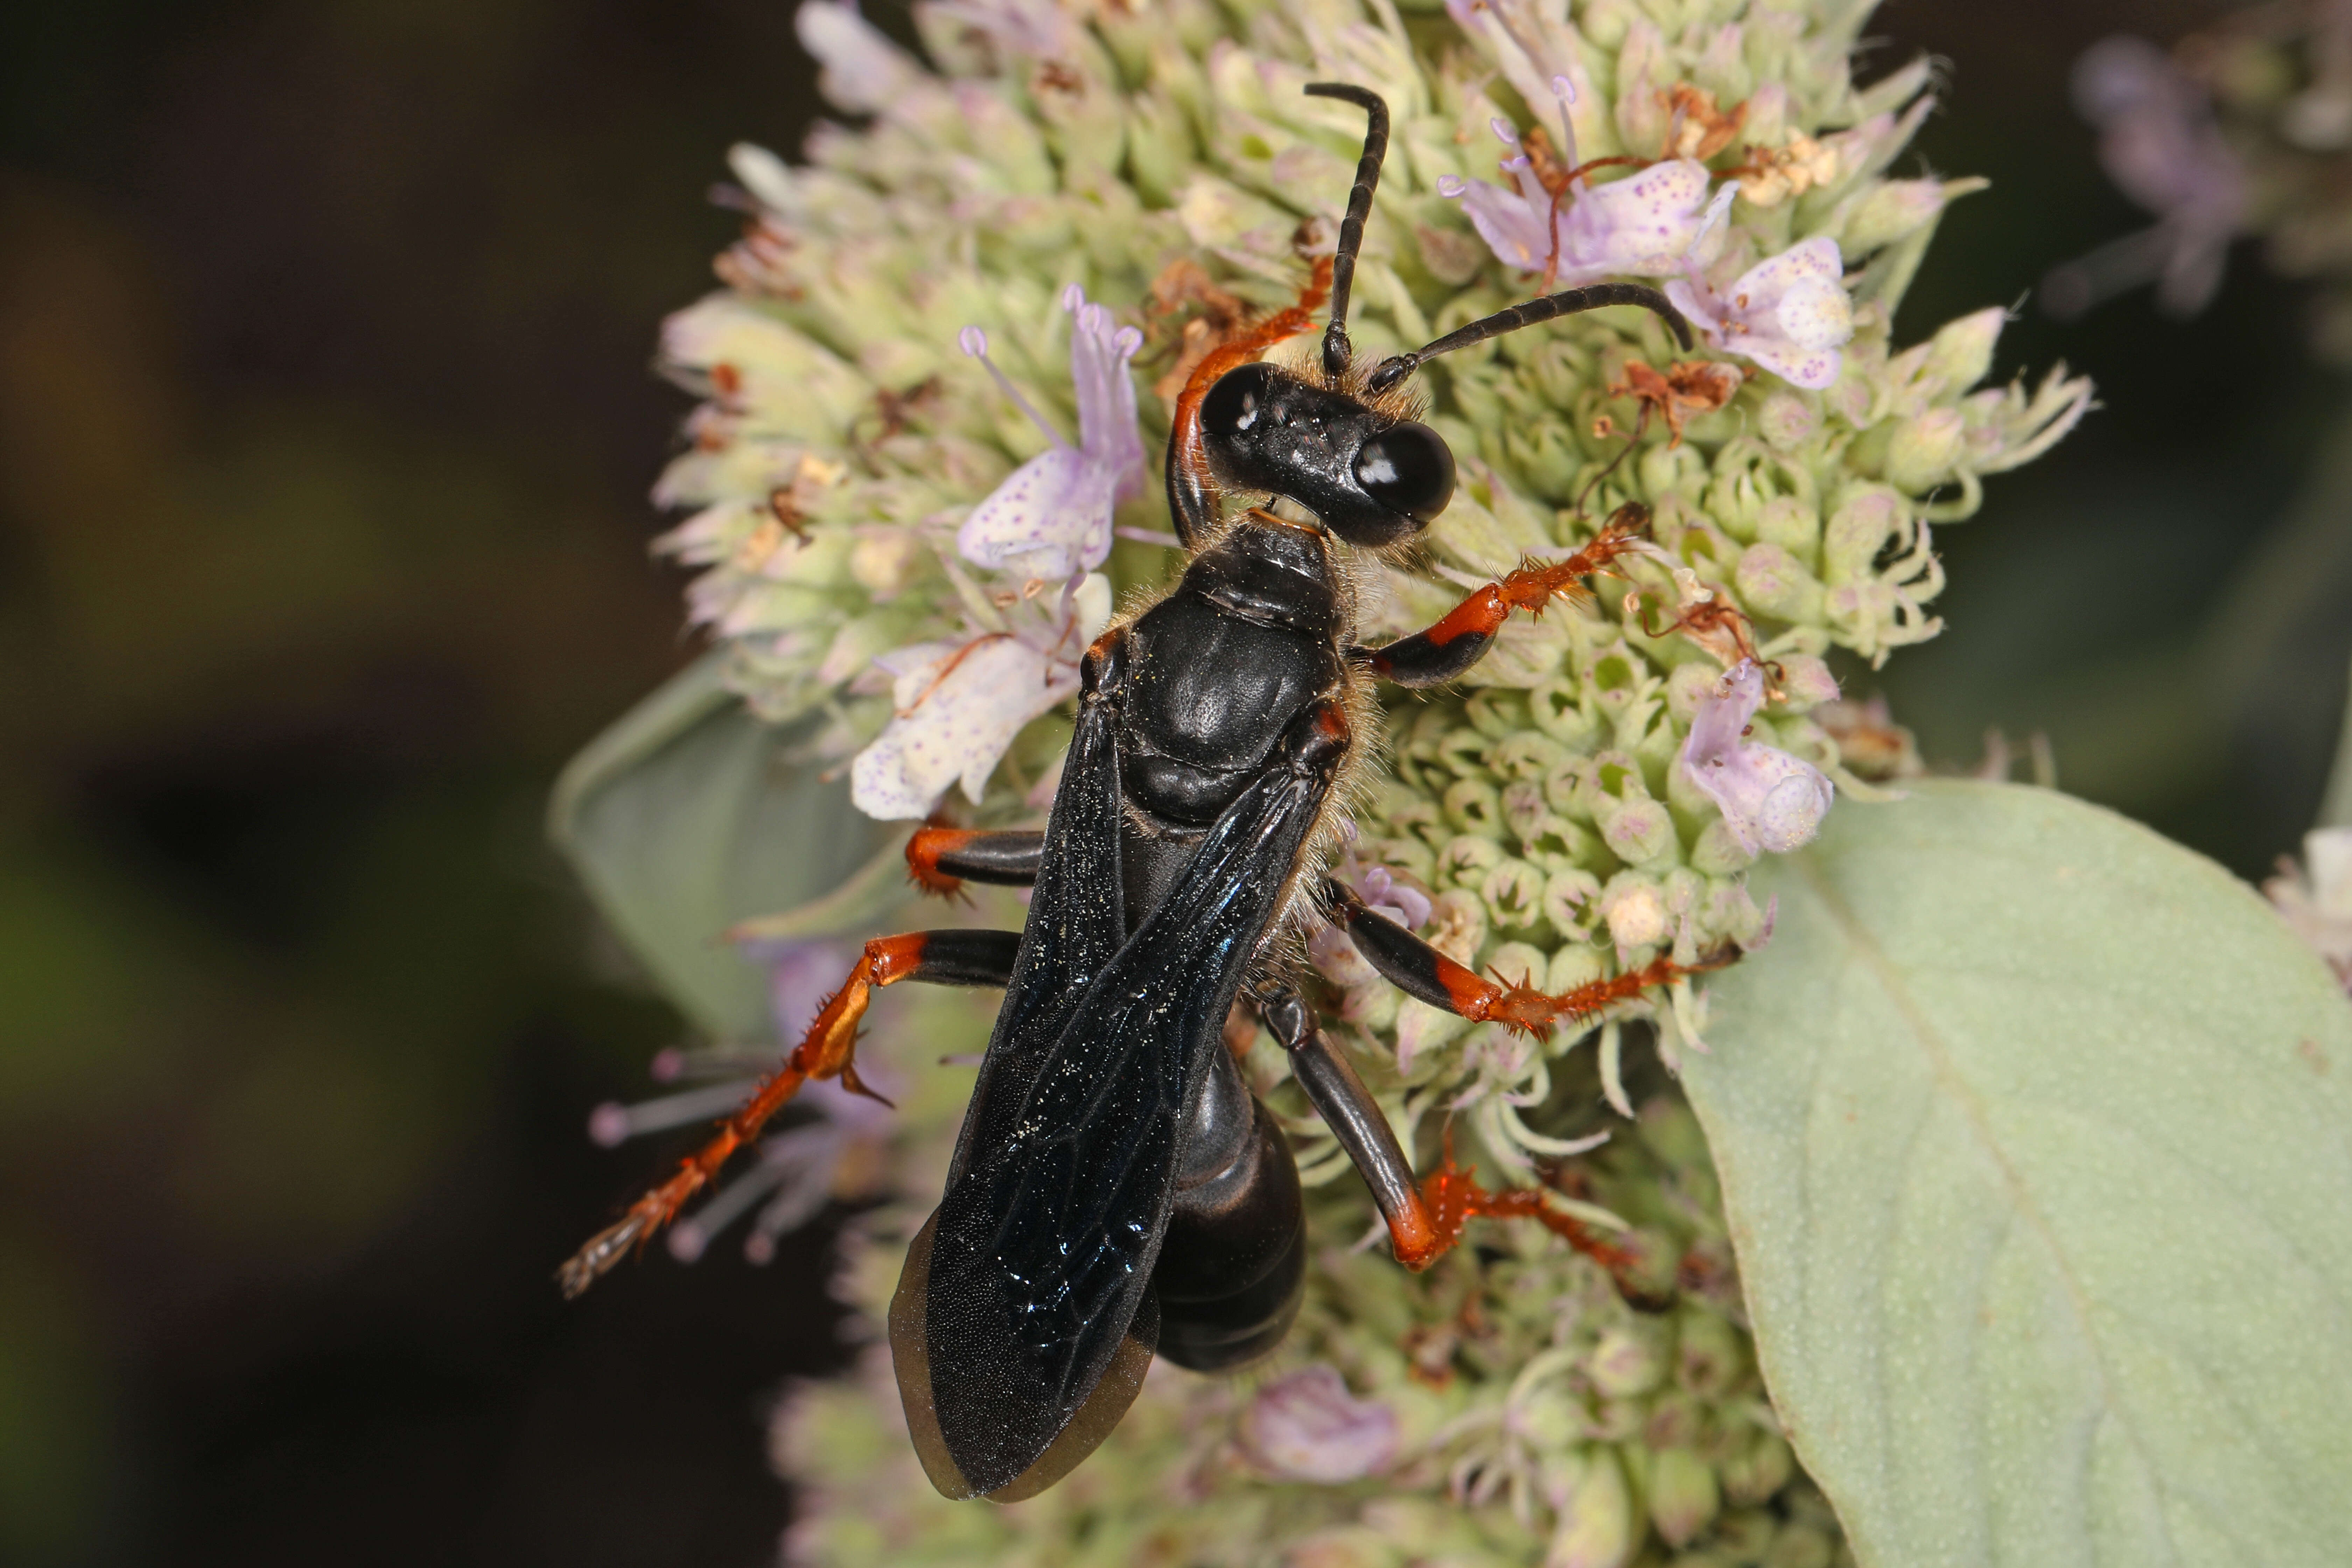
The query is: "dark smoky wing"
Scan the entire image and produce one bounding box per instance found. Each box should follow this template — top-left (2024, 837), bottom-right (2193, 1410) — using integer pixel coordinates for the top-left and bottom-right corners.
top-left (941, 656), bottom-right (1127, 1191)
top-left (918, 753), bottom-right (1333, 1497)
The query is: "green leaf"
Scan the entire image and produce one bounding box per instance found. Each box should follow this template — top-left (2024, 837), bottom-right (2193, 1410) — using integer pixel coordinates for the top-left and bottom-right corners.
top-left (548, 652), bottom-right (899, 1040)
top-left (1684, 779), bottom-right (2352, 1568)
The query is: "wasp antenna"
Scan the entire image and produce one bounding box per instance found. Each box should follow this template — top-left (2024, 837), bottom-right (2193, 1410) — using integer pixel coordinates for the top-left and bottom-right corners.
top-left (1302, 83), bottom-right (1390, 381)
top-left (1366, 282), bottom-right (1695, 394)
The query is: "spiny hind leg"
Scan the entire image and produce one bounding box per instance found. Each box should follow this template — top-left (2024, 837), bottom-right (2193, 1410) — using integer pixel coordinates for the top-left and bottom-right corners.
top-left (558, 928), bottom-right (1019, 1296)
top-left (1294, 887), bottom-right (1732, 1270)
top-left (1323, 878), bottom-right (1728, 1041)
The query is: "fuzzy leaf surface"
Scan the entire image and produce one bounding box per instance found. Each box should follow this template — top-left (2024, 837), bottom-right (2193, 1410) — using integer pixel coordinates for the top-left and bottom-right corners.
top-left (1685, 779), bottom-right (2352, 1568)
top-left (548, 653), bottom-right (894, 1039)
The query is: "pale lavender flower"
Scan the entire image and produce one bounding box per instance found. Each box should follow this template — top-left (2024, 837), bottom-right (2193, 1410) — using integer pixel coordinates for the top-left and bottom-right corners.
top-left (793, 0), bottom-right (924, 116)
top-left (1680, 660), bottom-right (1835, 855)
top-left (2044, 36), bottom-right (2248, 319)
top-left (1439, 115), bottom-right (1720, 282)
top-left (848, 573), bottom-right (1113, 820)
top-left (955, 286), bottom-right (1146, 584)
top-left (1357, 864), bottom-right (1433, 931)
top-left (2264, 827), bottom-right (2352, 993)
top-left (1308, 864), bottom-right (1433, 987)
top-left (1667, 236), bottom-right (1854, 389)
top-left (925, 0), bottom-right (1078, 61)
top-left (1236, 1365), bottom-right (1399, 1483)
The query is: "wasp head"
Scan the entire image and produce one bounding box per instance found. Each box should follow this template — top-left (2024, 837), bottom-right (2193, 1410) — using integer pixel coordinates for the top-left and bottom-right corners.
top-left (1197, 360), bottom-right (1456, 548)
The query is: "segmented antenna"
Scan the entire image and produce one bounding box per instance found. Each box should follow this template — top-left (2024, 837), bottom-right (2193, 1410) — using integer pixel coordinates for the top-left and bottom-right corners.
top-left (1364, 282), bottom-right (1695, 395)
top-left (1302, 83), bottom-right (1390, 381)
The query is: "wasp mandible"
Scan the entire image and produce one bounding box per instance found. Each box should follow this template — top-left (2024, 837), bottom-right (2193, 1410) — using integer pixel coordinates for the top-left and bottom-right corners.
top-left (562, 83), bottom-right (1725, 1503)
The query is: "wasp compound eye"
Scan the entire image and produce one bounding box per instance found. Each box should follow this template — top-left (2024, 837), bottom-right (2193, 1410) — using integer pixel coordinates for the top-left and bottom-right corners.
top-left (1200, 362), bottom-right (1281, 438)
top-left (1352, 421), bottom-right (1455, 525)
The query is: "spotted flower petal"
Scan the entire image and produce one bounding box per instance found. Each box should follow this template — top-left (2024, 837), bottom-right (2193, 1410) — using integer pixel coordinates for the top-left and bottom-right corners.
top-left (956, 288), bottom-right (1144, 582)
top-left (1561, 159), bottom-right (1719, 276)
top-left (956, 446), bottom-right (1121, 582)
top-left (1668, 237), bottom-right (1854, 388)
top-left (849, 576), bottom-right (1111, 819)
top-left (1441, 116), bottom-right (1718, 284)
top-left (1680, 660), bottom-right (1835, 854)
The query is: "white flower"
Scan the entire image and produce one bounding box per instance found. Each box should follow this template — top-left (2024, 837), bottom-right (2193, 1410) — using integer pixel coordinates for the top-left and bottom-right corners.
top-left (1667, 237), bottom-right (1855, 389)
top-left (848, 575), bottom-right (1112, 820)
top-left (1679, 660), bottom-right (1835, 854)
top-left (955, 285), bottom-right (1146, 583)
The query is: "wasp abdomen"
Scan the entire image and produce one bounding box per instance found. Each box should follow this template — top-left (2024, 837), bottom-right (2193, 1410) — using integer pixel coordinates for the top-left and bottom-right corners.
top-left (1153, 1045), bottom-right (1306, 1372)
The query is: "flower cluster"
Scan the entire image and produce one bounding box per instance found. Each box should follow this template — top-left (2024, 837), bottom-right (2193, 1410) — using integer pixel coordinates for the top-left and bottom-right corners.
top-left (782, 1088), bottom-right (1847, 1568)
top-left (2050, 1), bottom-right (2352, 358)
top-left (641, 0), bottom-right (2090, 1561)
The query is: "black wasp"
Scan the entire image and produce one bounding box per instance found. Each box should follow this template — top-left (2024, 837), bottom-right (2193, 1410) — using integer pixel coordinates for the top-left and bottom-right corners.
top-left (561, 84), bottom-right (1722, 1502)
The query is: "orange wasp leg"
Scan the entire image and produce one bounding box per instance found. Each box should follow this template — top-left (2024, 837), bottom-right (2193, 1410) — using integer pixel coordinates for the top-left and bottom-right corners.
top-left (1353, 504), bottom-right (1652, 688)
top-left (1319, 877), bottom-right (1734, 1270)
top-left (557, 929), bottom-right (1017, 1296)
top-left (904, 822), bottom-right (1045, 900)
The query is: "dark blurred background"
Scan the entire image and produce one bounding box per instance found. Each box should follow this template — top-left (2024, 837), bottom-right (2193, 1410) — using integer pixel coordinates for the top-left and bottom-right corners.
top-left (0, 1), bottom-right (2337, 1564)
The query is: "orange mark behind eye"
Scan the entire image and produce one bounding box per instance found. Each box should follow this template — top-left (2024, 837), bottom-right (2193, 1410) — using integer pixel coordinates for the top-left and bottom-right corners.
top-left (1168, 254), bottom-right (1335, 479)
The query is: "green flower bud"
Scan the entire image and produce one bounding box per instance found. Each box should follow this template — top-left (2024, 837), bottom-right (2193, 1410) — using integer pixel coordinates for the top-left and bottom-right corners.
top-left (1468, 688), bottom-right (1533, 740)
top-left (1774, 653), bottom-right (1842, 710)
top-left (1483, 859), bottom-right (1550, 928)
top-left (1642, 1389), bottom-right (1703, 1449)
top-left (1689, 817), bottom-right (1758, 876)
top-left (1734, 542), bottom-right (1825, 623)
top-left (1665, 662), bottom-right (1720, 724)
top-left (1533, 678), bottom-right (1604, 749)
top-left (1755, 496), bottom-right (1821, 563)
top-left (1502, 779), bottom-right (1551, 841)
top-left (1839, 176), bottom-right (1947, 253)
top-left (1713, 1506), bottom-right (1779, 1562)
top-left (1494, 731), bottom-right (1572, 781)
top-left (1820, 487), bottom-right (1904, 586)
top-left (1544, 868), bottom-right (1604, 934)
top-left (1649, 1446), bottom-right (1723, 1548)
top-left (1526, 813), bottom-right (1603, 869)
top-left (1922, 304), bottom-right (2005, 393)
top-left (1546, 755), bottom-right (1600, 821)
top-left (1763, 1523), bottom-right (1835, 1568)
top-left (1587, 1322), bottom-right (1669, 1397)
top-left (1757, 391), bottom-right (1820, 452)
top-left (1546, 1446), bottom-right (1636, 1568)
top-left (1884, 407), bottom-right (1967, 493)
top-left (1600, 796), bottom-right (1676, 866)
top-left (1445, 778), bottom-right (1506, 835)
top-left (1675, 1310), bottom-right (1748, 1400)
top-left (1440, 832), bottom-right (1507, 889)
top-left (1721, 1430), bottom-right (1798, 1508)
